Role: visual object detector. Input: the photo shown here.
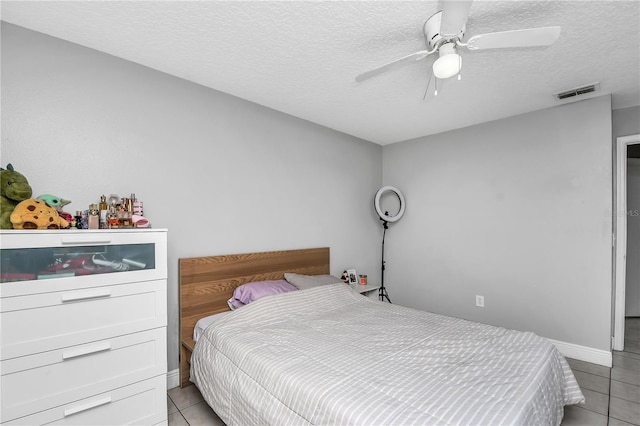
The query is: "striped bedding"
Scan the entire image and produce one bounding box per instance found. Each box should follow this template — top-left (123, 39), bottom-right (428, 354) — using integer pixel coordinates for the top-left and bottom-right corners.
top-left (191, 283), bottom-right (584, 425)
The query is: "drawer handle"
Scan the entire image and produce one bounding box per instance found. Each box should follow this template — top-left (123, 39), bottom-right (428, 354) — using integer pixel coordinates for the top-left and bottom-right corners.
top-left (61, 237), bottom-right (112, 245)
top-left (63, 342), bottom-right (112, 360)
top-left (64, 396), bottom-right (112, 417)
top-left (61, 289), bottom-right (111, 302)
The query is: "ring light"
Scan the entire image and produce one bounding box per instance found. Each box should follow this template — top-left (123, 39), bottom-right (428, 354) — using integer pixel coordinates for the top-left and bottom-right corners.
top-left (373, 185), bottom-right (405, 304)
top-left (374, 186), bottom-right (405, 223)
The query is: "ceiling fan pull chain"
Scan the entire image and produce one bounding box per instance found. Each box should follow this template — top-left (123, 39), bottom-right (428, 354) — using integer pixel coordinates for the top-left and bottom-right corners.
top-left (424, 72), bottom-right (434, 100)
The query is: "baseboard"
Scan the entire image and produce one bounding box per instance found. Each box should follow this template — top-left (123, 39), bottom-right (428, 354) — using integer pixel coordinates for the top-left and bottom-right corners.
top-left (548, 338), bottom-right (612, 367)
top-left (167, 369), bottom-right (180, 390)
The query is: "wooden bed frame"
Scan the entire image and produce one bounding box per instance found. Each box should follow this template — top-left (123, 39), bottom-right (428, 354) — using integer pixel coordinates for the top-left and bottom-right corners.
top-left (178, 247), bottom-right (330, 388)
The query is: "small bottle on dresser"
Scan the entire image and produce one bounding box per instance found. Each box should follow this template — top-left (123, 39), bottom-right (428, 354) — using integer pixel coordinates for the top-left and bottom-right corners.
top-left (99, 195), bottom-right (108, 229)
top-left (75, 211), bottom-right (83, 229)
top-left (88, 204), bottom-right (99, 229)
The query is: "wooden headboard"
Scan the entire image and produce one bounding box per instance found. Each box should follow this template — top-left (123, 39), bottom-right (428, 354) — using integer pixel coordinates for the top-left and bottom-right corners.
top-left (178, 247), bottom-right (330, 387)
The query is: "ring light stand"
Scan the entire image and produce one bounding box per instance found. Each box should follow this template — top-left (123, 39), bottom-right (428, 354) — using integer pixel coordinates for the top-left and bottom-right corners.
top-left (374, 186), bottom-right (405, 303)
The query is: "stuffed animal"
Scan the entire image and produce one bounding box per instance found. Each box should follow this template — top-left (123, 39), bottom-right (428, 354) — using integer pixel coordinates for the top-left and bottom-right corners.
top-left (37, 194), bottom-right (71, 211)
top-left (1, 164), bottom-right (33, 229)
top-left (10, 198), bottom-right (70, 229)
top-left (37, 194), bottom-right (73, 223)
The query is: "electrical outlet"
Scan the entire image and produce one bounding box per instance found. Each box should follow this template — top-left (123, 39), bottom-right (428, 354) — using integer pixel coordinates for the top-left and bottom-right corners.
top-left (475, 295), bottom-right (485, 307)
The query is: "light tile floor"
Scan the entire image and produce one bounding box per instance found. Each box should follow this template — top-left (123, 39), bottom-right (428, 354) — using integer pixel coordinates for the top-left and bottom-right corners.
top-left (168, 318), bottom-right (640, 426)
top-left (167, 384), bottom-right (224, 426)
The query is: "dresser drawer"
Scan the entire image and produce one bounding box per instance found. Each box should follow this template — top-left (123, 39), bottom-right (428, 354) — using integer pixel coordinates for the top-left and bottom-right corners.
top-left (4, 375), bottom-right (167, 425)
top-left (1, 328), bottom-right (166, 422)
top-left (1, 229), bottom-right (168, 297)
top-left (1, 280), bottom-right (166, 359)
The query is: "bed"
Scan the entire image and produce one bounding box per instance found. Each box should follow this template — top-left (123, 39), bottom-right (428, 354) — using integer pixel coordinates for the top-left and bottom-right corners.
top-left (180, 247), bottom-right (584, 425)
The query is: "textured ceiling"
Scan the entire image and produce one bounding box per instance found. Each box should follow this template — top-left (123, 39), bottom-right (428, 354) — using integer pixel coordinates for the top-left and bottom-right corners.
top-left (1, 1), bottom-right (639, 145)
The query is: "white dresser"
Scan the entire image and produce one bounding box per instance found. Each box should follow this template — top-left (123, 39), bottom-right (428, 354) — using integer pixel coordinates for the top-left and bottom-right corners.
top-left (0, 229), bottom-right (168, 425)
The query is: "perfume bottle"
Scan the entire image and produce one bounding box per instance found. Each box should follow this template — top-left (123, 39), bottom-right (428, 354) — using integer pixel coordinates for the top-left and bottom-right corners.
top-left (107, 206), bottom-right (119, 229)
top-left (99, 195), bottom-right (108, 229)
top-left (75, 211), bottom-right (83, 229)
top-left (80, 210), bottom-right (88, 230)
top-left (108, 194), bottom-right (119, 209)
top-left (88, 204), bottom-right (99, 229)
top-left (133, 198), bottom-right (143, 216)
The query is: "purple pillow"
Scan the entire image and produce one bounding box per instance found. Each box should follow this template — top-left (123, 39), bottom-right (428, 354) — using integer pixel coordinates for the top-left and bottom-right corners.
top-left (227, 279), bottom-right (297, 310)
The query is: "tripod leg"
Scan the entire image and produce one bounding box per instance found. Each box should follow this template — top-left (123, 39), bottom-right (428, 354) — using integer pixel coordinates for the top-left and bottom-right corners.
top-left (379, 286), bottom-right (392, 303)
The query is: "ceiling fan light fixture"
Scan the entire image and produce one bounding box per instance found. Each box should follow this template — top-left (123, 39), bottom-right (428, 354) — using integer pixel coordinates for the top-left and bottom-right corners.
top-left (432, 43), bottom-right (462, 79)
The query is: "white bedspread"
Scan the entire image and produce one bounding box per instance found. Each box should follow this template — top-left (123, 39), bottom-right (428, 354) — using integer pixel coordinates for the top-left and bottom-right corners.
top-left (191, 283), bottom-right (584, 426)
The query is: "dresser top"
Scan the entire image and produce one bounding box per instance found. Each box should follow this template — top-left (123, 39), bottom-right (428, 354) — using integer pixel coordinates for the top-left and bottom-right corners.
top-left (0, 228), bottom-right (168, 235)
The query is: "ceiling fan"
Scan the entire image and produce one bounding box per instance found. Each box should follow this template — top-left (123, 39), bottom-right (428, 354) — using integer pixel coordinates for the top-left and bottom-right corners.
top-left (355, 0), bottom-right (561, 84)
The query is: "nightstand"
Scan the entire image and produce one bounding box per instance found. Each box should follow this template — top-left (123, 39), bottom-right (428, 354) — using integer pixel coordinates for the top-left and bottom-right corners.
top-left (350, 283), bottom-right (381, 297)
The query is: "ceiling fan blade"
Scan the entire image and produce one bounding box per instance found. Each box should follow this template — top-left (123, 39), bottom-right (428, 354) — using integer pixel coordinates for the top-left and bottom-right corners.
top-left (440, 0), bottom-right (473, 37)
top-left (465, 26), bottom-right (561, 50)
top-left (355, 50), bottom-right (433, 82)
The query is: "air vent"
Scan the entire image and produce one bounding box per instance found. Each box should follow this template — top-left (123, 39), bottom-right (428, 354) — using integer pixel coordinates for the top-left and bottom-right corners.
top-left (554, 82), bottom-right (600, 100)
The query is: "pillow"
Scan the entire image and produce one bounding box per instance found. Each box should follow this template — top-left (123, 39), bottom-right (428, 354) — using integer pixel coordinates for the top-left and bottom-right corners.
top-left (284, 273), bottom-right (343, 290)
top-left (227, 279), bottom-right (297, 310)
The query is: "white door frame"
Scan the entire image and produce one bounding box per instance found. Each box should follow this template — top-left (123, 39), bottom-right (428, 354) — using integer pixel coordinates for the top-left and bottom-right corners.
top-left (613, 134), bottom-right (640, 351)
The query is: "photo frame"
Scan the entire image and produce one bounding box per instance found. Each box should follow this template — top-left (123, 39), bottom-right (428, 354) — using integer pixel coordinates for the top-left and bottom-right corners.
top-left (346, 269), bottom-right (358, 285)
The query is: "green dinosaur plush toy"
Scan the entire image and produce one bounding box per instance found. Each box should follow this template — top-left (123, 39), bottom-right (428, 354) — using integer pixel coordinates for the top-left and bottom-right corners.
top-left (1, 164), bottom-right (33, 229)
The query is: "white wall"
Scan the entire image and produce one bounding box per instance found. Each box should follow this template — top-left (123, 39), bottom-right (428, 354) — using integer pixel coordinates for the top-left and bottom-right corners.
top-left (382, 96), bottom-right (613, 352)
top-left (612, 106), bottom-right (640, 331)
top-left (626, 159), bottom-right (640, 316)
top-left (0, 23), bottom-right (383, 372)
top-left (613, 106), bottom-right (640, 139)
